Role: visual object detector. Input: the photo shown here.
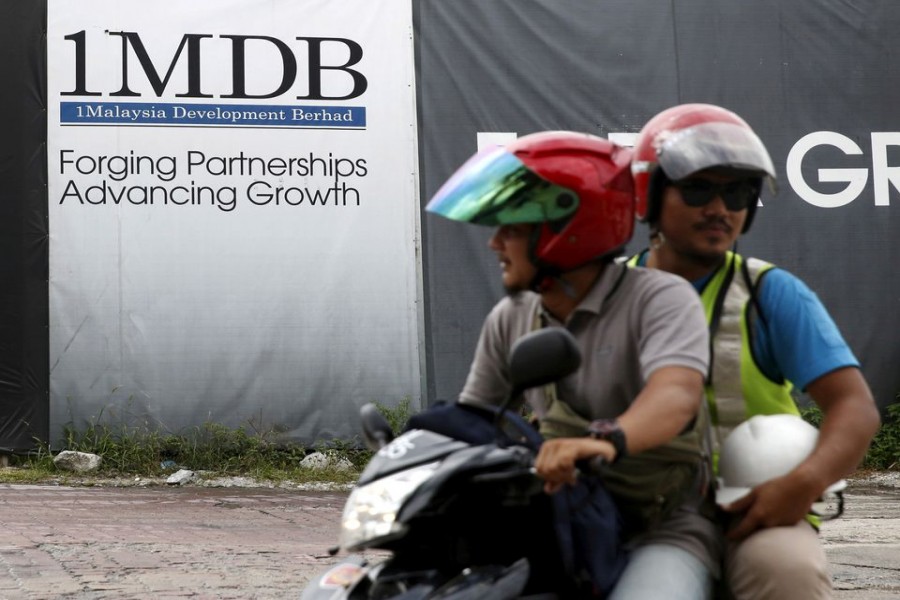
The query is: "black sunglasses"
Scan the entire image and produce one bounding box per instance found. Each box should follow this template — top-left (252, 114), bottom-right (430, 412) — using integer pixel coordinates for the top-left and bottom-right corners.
top-left (673, 179), bottom-right (761, 212)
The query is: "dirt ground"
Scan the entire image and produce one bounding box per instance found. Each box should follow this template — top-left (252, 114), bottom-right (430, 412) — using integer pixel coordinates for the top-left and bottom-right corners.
top-left (0, 473), bottom-right (897, 599)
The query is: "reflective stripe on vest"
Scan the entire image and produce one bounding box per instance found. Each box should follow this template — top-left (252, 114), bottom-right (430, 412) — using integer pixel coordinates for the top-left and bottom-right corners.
top-left (699, 252), bottom-right (797, 452)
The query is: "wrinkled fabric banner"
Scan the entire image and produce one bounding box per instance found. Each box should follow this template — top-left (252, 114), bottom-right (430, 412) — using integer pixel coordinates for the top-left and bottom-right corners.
top-left (0, 0), bottom-right (49, 452)
top-left (46, 0), bottom-right (421, 446)
top-left (417, 0), bottom-right (900, 412)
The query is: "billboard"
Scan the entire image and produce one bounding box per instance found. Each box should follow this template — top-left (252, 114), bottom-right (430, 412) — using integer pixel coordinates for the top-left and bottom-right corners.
top-left (46, 0), bottom-right (422, 443)
top-left (1, 0), bottom-right (896, 452)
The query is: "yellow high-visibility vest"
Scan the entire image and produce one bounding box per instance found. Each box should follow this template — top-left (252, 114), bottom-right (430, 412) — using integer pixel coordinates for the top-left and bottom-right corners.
top-left (628, 251), bottom-right (798, 453)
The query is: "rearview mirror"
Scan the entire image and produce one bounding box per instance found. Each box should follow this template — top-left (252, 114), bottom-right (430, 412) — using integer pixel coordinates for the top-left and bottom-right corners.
top-left (508, 328), bottom-right (582, 395)
top-left (359, 403), bottom-right (394, 450)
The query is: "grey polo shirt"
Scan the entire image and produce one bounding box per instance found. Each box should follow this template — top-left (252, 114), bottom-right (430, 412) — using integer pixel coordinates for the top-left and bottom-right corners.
top-left (459, 262), bottom-right (721, 574)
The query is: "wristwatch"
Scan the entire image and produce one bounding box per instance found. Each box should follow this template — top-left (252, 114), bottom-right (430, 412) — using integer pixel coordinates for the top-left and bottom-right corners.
top-left (587, 419), bottom-right (628, 464)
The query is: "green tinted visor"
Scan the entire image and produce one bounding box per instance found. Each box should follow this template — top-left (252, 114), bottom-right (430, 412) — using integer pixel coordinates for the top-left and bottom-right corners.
top-left (425, 147), bottom-right (579, 226)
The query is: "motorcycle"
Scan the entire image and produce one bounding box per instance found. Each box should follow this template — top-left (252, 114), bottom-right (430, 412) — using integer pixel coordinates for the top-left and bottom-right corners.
top-left (300, 327), bottom-right (611, 600)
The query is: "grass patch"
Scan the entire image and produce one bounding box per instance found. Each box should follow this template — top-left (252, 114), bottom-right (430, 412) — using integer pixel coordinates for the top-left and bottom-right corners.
top-left (801, 398), bottom-right (900, 471)
top-left (0, 399), bottom-right (415, 486)
top-left (0, 464), bottom-right (58, 484)
top-left (372, 397), bottom-right (412, 437)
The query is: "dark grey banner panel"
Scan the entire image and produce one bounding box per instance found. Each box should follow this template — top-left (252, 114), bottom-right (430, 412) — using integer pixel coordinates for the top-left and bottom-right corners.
top-left (1, 0), bottom-right (897, 453)
top-left (417, 0), bottom-right (900, 411)
top-left (0, 1), bottom-right (49, 451)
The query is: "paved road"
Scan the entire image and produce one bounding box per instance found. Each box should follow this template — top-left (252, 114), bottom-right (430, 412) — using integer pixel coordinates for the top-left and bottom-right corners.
top-left (822, 480), bottom-right (900, 599)
top-left (0, 479), bottom-right (897, 599)
top-left (0, 484), bottom-right (351, 599)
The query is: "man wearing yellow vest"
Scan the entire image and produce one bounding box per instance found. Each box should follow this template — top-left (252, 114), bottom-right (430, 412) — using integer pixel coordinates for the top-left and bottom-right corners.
top-left (628, 103), bottom-right (881, 599)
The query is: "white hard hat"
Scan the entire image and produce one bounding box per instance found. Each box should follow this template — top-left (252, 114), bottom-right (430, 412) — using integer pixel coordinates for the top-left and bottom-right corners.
top-left (716, 414), bottom-right (847, 506)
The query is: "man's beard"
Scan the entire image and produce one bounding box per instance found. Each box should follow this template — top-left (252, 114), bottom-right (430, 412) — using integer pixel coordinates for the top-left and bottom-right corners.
top-left (683, 247), bottom-right (726, 269)
top-left (683, 219), bottom-right (735, 267)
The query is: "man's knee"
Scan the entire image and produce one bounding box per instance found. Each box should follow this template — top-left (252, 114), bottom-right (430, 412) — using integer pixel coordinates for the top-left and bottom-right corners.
top-left (726, 523), bottom-right (831, 600)
top-left (611, 544), bottom-right (712, 600)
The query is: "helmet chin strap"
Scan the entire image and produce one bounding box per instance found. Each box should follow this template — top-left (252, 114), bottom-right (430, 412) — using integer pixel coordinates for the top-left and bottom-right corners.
top-left (541, 275), bottom-right (579, 299)
top-left (532, 261), bottom-right (612, 301)
top-left (531, 267), bottom-right (559, 292)
top-left (527, 226), bottom-right (576, 296)
top-left (529, 264), bottom-right (580, 299)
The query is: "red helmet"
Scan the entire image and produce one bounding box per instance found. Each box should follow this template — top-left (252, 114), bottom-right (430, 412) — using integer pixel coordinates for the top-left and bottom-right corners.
top-left (632, 103), bottom-right (775, 232)
top-left (426, 131), bottom-right (634, 274)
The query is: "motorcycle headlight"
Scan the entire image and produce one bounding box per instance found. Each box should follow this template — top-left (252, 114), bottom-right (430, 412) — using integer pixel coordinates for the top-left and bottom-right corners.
top-left (340, 461), bottom-right (441, 550)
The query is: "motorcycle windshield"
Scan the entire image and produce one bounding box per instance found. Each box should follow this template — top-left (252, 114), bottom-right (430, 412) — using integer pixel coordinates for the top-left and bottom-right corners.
top-left (358, 429), bottom-right (468, 486)
top-left (425, 146), bottom-right (578, 226)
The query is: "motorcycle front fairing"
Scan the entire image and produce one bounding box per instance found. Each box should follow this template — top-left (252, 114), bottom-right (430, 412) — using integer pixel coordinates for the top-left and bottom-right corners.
top-left (302, 330), bottom-right (585, 599)
top-left (303, 430), bottom-right (542, 600)
top-left (341, 428), bottom-right (536, 553)
top-left (394, 442), bottom-right (536, 524)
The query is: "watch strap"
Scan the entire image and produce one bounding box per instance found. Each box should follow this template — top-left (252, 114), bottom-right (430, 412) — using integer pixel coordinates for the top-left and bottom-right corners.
top-left (587, 419), bottom-right (627, 464)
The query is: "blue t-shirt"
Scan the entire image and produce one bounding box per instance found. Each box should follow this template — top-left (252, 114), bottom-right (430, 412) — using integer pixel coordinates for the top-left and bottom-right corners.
top-left (744, 267), bottom-right (858, 390)
top-left (636, 255), bottom-right (859, 390)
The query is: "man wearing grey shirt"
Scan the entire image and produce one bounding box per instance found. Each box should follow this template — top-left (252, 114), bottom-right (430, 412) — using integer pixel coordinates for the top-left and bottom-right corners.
top-left (426, 131), bottom-right (719, 599)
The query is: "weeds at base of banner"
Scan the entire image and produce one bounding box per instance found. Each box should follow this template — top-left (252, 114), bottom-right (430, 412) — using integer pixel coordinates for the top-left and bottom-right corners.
top-left (0, 397), bottom-right (414, 486)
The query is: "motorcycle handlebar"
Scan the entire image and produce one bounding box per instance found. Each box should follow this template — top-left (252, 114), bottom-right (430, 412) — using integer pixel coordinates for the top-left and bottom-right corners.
top-left (575, 455), bottom-right (608, 476)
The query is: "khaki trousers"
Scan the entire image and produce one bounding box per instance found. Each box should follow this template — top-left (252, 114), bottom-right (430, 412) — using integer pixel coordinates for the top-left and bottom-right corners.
top-left (725, 521), bottom-right (832, 600)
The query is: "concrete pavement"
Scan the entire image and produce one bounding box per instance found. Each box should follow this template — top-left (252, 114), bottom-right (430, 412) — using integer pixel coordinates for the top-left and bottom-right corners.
top-left (0, 476), bottom-right (897, 599)
top-left (0, 484), bottom-right (353, 599)
top-left (822, 475), bottom-right (900, 598)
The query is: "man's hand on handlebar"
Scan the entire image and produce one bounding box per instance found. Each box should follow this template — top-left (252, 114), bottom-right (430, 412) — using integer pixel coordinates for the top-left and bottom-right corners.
top-left (535, 438), bottom-right (616, 494)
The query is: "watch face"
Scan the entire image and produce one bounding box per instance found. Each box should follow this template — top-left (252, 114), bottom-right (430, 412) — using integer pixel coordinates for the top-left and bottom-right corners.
top-left (589, 420), bottom-right (619, 437)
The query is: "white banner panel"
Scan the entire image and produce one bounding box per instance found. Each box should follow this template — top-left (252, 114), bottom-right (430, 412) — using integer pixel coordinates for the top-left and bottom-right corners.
top-left (47, 0), bottom-right (421, 442)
